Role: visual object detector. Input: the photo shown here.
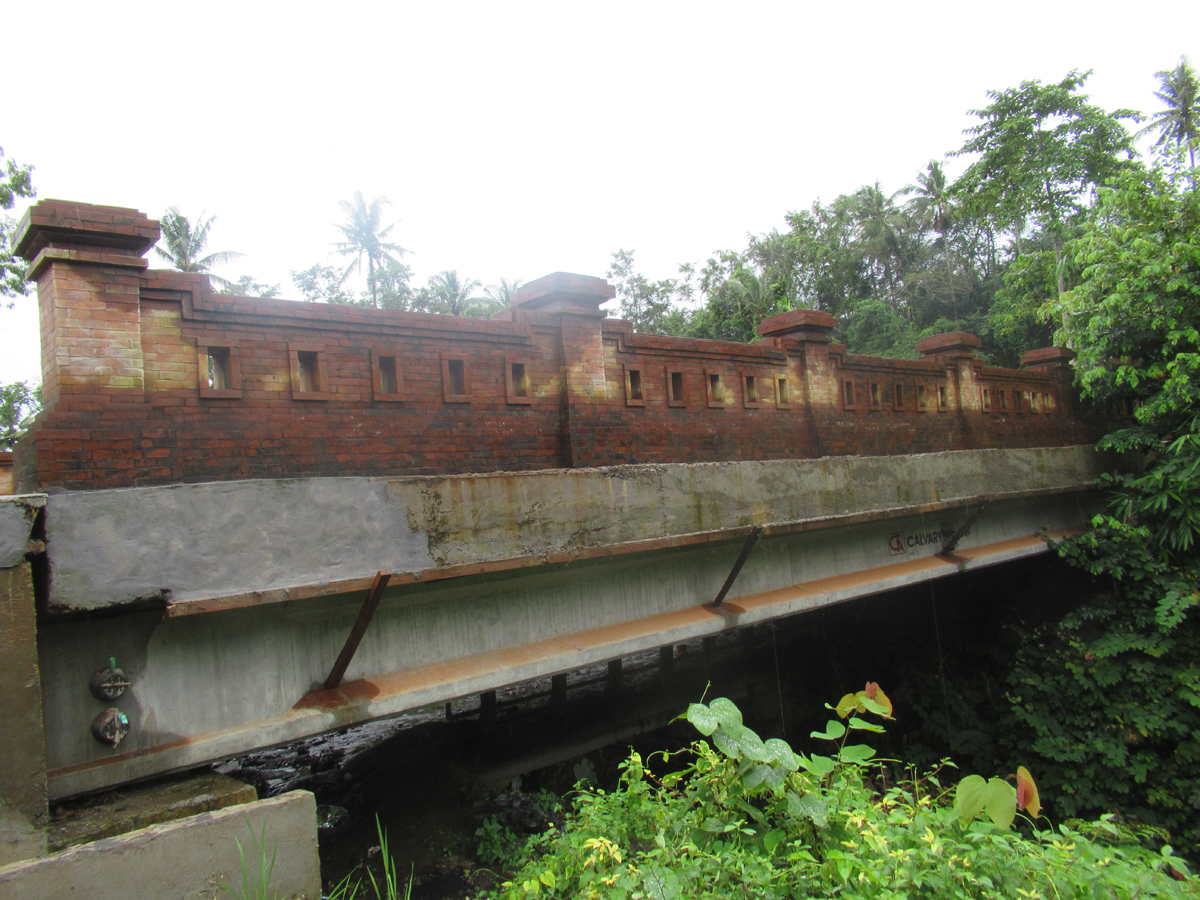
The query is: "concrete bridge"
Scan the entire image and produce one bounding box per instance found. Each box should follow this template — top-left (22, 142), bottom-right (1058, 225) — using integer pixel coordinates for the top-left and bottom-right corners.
top-left (0, 201), bottom-right (1111, 866)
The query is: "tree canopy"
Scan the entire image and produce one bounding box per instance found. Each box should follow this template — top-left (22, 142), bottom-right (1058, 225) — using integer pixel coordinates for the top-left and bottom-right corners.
top-left (0, 146), bottom-right (35, 301)
top-left (155, 207), bottom-right (244, 289)
top-left (1138, 55), bottom-right (1200, 174)
top-left (333, 193), bottom-right (408, 309)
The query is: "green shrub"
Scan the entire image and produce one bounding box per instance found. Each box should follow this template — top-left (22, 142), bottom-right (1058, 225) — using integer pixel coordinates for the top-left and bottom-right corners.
top-left (483, 688), bottom-right (1195, 899)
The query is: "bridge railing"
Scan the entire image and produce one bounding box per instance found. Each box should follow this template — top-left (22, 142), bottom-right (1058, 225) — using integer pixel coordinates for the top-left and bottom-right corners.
top-left (14, 200), bottom-right (1092, 491)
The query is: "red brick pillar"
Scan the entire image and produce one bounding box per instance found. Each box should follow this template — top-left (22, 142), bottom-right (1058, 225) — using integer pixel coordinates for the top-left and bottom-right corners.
top-left (512, 273), bottom-right (615, 468)
top-left (1021, 347), bottom-right (1077, 414)
top-left (915, 332), bottom-right (984, 412)
top-left (14, 201), bottom-right (160, 413)
top-left (757, 309), bottom-right (838, 456)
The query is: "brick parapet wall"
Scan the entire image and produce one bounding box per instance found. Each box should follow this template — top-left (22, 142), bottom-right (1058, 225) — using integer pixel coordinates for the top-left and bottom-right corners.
top-left (15, 201), bottom-right (1096, 491)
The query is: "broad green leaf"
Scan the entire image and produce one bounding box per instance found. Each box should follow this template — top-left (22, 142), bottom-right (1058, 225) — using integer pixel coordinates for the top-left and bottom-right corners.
top-left (643, 866), bottom-right (679, 900)
top-left (835, 857), bottom-right (852, 883)
top-left (736, 727), bottom-right (769, 761)
top-left (761, 765), bottom-right (788, 788)
top-left (734, 798), bottom-right (767, 824)
top-left (984, 777), bottom-right (1017, 829)
top-left (799, 754), bottom-right (836, 776)
top-left (956, 774), bottom-right (988, 821)
top-left (857, 696), bottom-right (889, 717)
top-left (713, 729), bottom-right (739, 759)
top-left (701, 816), bottom-right (726, 833)
top-left (810, 720), bottom-right (847, 741)
top-left (741, 763), bottom-right (773, 789)
top-left (837, 743), bottom-right (876, 764)
top-left (709, 697), bottom-right (743, 728)
top-left (847, 716), bottom-right (884, 733)
top-left (786, 791), bottom-right (829, 827)
top-left (686, 702), bottom-right (718, 736)
top-left (720, 721), bottom-right (747, 741)
top-left (764, 829), bottom-right (787, 854)
top-left (763, 738), bottom-right (800, 771)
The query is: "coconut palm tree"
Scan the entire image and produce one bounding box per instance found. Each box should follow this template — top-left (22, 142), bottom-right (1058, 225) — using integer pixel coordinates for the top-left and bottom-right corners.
top-left (484, 277), bottom-right (524, 307)
top-left (899, 161), bottom-right (960, 314)
top-left (898, 161), bottom-right (953, 236)
top-left (155, 207), bottom-right (244, 289)
top-left (333, 193), bottom-right (408, 308)
top-left (424, 270), bottom-right (492, 317)
top-left (852, 181), bottom-right (910, 301)
top-left (1138, 56), bottom-right (1199, 174)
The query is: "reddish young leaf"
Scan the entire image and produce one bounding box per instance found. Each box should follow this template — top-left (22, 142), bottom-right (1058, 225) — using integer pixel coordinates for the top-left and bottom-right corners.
top-left (1015, 766), bottom-right (1041, 819)
top-left (863, 682), bottom-right (894, 718)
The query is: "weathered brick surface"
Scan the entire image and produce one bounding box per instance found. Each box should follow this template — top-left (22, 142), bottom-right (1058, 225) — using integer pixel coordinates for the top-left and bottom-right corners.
top-left (14, 202), bottom-right (1098, 491)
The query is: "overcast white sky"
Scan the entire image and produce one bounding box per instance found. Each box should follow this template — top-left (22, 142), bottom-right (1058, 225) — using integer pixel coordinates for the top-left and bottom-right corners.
top-left (3, 1), bottom-right (1197, 386)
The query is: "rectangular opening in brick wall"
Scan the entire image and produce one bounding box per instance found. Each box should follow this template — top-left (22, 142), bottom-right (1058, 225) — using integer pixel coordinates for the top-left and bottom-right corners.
top-left (706, 371), bottom-right (726, 408)
top-left (289, 344), bottom-right (333, 401)
top-left (208, 348), bottom-right (231, 390)
top-left (777, 377), bottom-right (791, 408)
top-left (1044, 392), bottom-right (1055, 412)
top-left (506, 360), bottom-right (533, 404)
top-left (1021, 390), bottom-right (1031, 413)
top-left (1031, 392), bottom-right (1042, 412)
top-left (937, 386), bottom-right (948, 410)
top-left (869, 383), bottom-right (881, 409)
top-left (894, 384), bottom-right (904, 410)
top-left (298, 352), bottom-right (318, 392)
top-left (371, 350), bottom-right (405, 401)
top-left (379, 357), bottom-right (398, 394)
top-left (742, 373), bottom-right (766, 408)
top-left (843, 380), bottom-right (856, 409)
top-left (999, 389), bottom-right (1008, 411)
top-left (917, 385), bottom-right (927, 410)
top-left (668, 370), bottom-right (686, 407)
top-left (442, 355), bottom-right (470, 403)
top-left (624, 366), bottom-right (645, 407)
top-left (982, 388), bottom-right (992, 412)
top-left (197, 343), bottom-right (241, 399)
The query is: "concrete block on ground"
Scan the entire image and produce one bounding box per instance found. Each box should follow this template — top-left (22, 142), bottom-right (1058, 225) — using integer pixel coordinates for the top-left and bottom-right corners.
top-left (0, 790), bottom-right (319, 900)
top-left (49, 771), bottom-right (256, 851)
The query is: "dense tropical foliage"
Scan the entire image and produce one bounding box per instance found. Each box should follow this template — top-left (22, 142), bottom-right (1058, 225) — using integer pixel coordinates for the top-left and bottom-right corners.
top-left (991, 150), bottom-right (1200, 851)
top-left (601, 68), bottom-right (1197, 376)
top-left (0, 145), bottom-right (39, 443)
top-left (459, 63), bottom-right (1200, 896)
top-left (480, 692), bottom-right (1195, 898)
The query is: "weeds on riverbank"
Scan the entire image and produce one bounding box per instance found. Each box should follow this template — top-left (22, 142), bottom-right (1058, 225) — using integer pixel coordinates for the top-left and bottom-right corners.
top-left (222, 821), bottom-right (279, 900)
top-left (482, 686), bottom-right (1195, 898)
top-left (326, 816), bottom-right (414, 899)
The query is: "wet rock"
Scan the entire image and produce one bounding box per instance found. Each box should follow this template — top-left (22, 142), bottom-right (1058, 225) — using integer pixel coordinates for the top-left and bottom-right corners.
top-left (317, 804), bottom-right (349, 834)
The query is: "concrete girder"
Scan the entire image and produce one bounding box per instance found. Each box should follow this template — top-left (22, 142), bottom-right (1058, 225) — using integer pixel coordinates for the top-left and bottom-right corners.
top-left (34, 446), bottom-right (1103, 798)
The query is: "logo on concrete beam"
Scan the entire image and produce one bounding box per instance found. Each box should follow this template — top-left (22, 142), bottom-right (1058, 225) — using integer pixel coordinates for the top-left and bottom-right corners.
top-left (888, 523), bottom-right (957, 556)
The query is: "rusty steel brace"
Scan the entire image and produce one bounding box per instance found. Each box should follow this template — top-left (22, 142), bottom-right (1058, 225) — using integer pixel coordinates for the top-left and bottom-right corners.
top-left (324, 569), bottom-right (393, 690)
top-left (711, 526), bottom-right (763, 608)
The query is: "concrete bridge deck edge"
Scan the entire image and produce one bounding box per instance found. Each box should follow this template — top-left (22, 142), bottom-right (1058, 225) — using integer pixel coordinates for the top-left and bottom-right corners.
top-left (46, 527), bottom-right (1068, 800)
